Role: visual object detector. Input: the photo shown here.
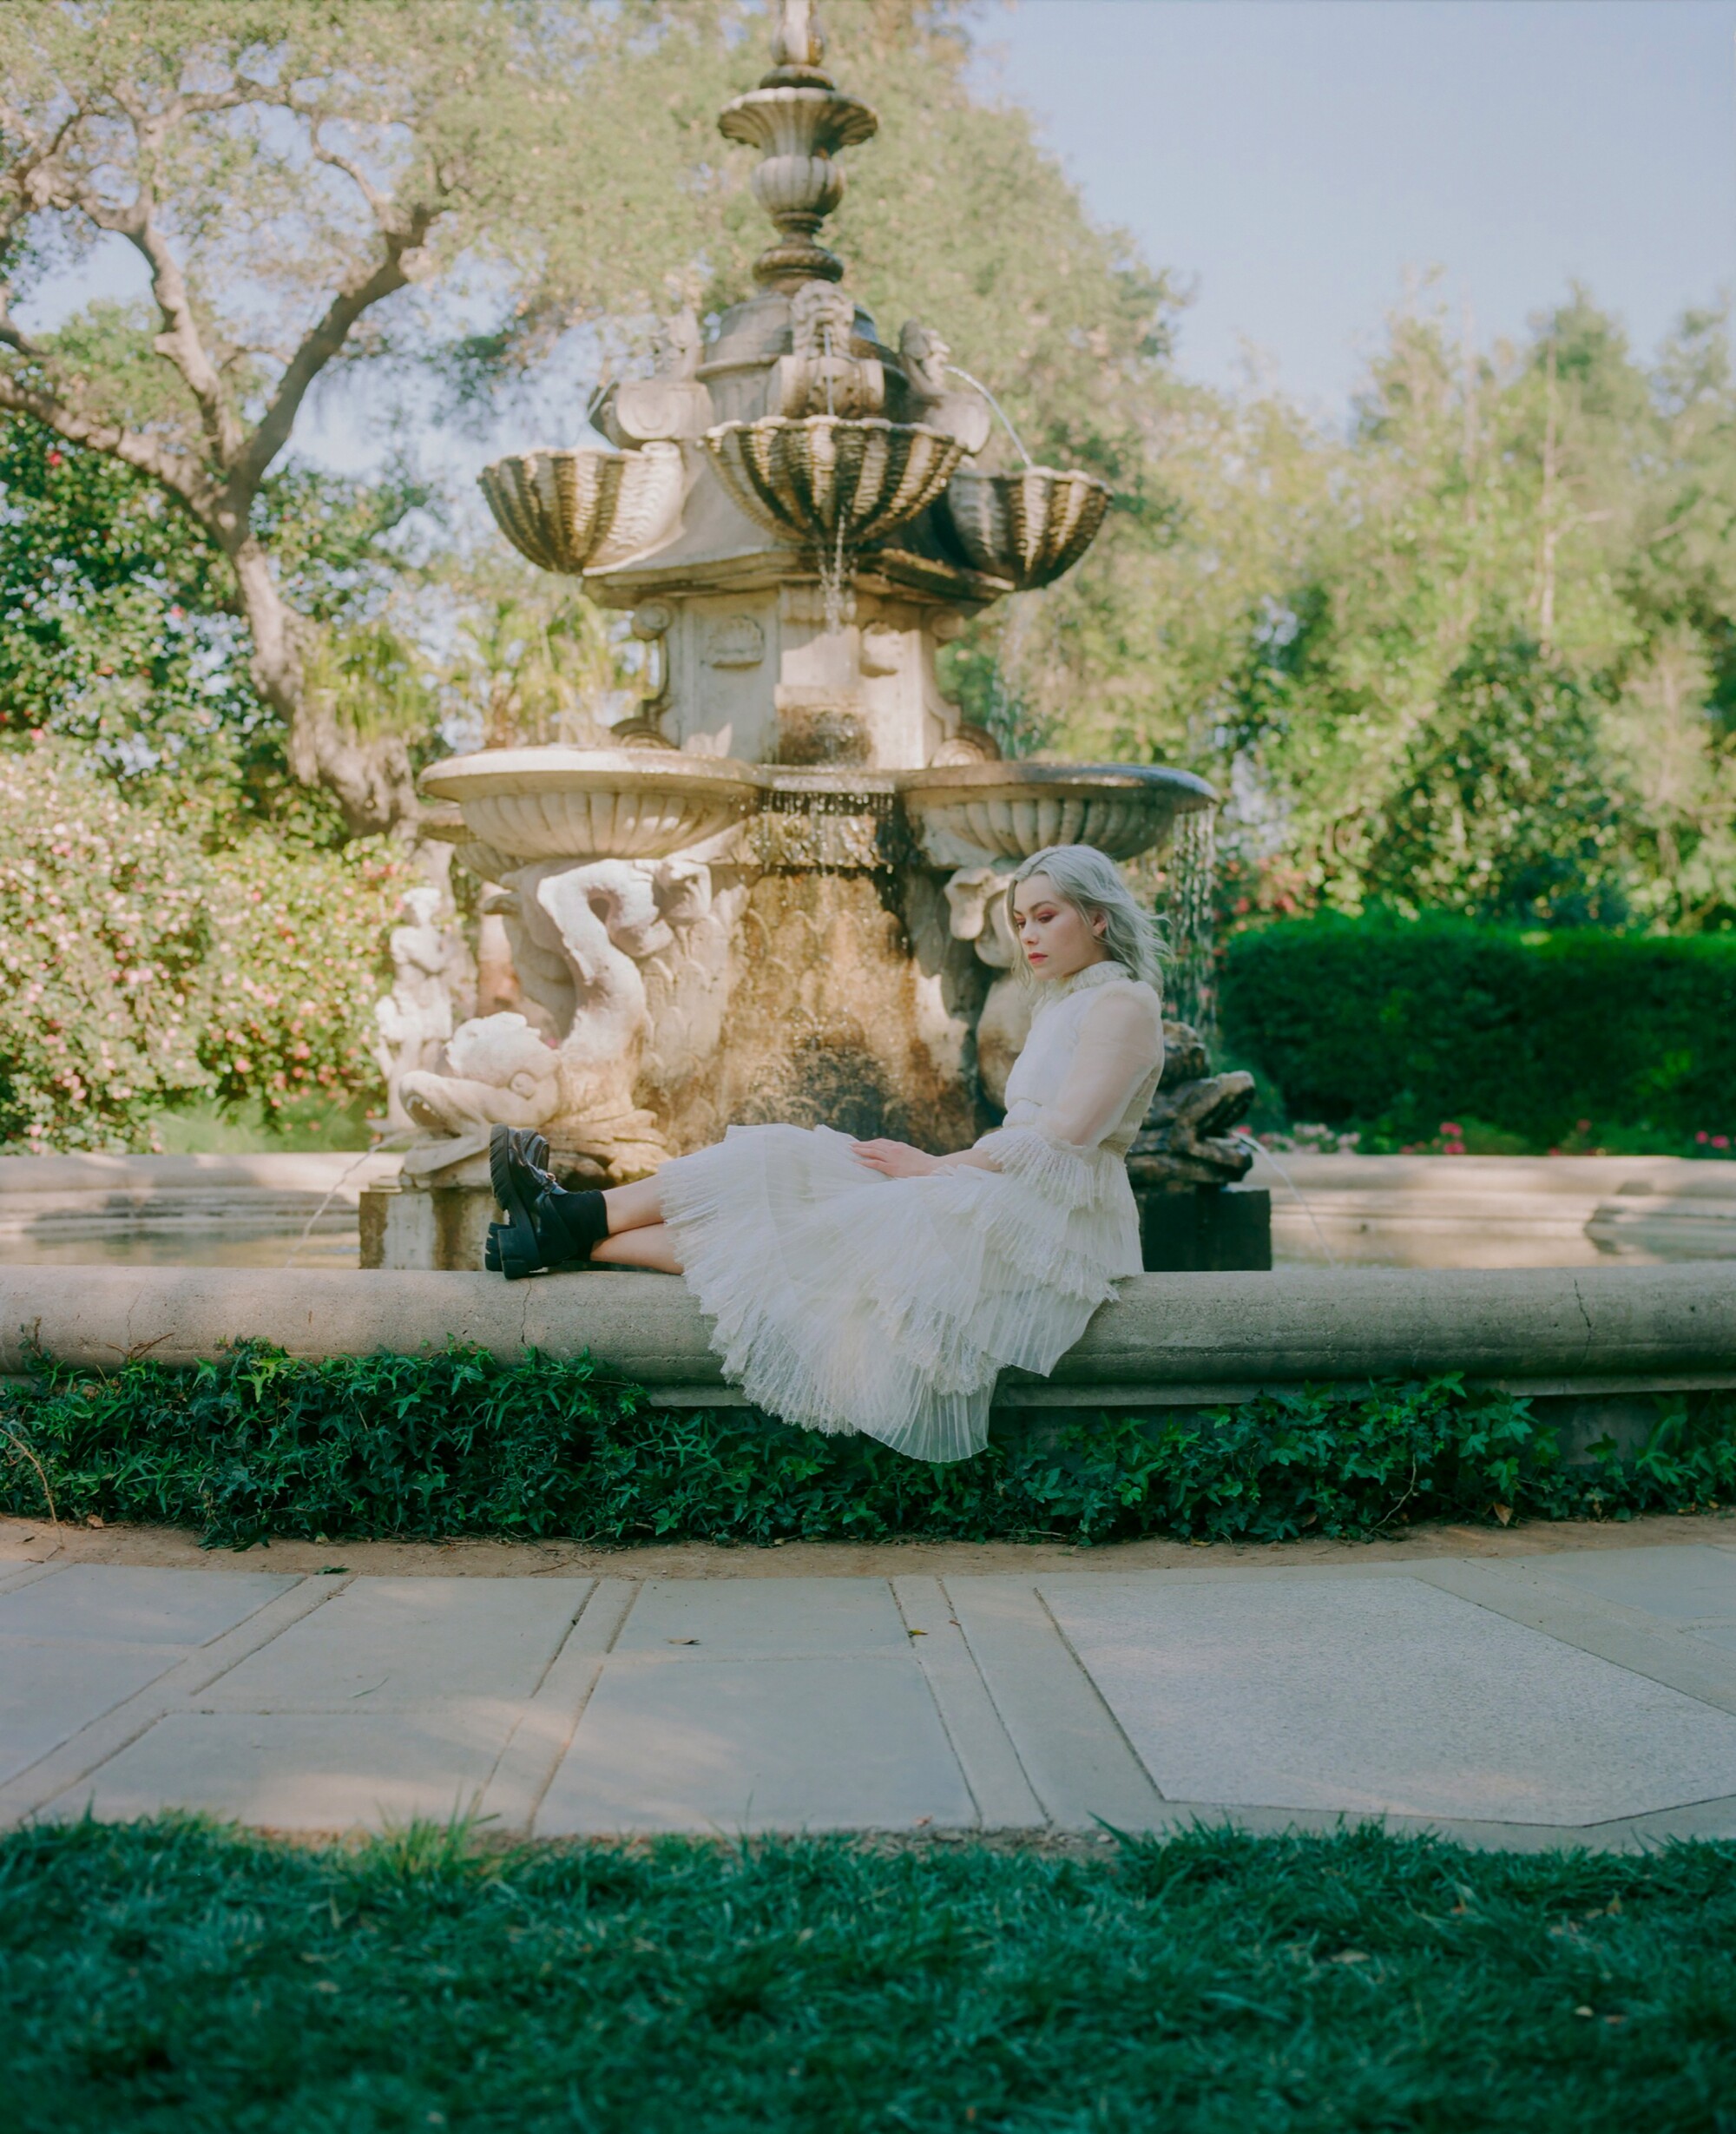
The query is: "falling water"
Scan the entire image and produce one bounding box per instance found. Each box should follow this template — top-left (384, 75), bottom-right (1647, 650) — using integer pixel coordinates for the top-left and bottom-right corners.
top-left (816, 321), bottom-right (849, 636)
top-left (1166, 807), bottom-right (1218, 1040)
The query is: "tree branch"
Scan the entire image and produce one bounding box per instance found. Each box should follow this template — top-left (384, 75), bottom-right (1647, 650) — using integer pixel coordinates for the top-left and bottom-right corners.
top-left (231, 179), bottom-right (444, 498)
top-left (0, 365), bottom-right (214, 517)
top-left (120, 196), bottom-right (247, 468)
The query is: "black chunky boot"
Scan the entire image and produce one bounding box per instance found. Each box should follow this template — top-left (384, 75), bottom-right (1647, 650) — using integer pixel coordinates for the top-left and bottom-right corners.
top-left (486, 1126), bottom-right (610, 1280)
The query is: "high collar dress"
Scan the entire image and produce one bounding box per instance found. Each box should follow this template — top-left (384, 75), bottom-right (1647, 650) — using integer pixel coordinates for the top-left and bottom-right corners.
top-left (656, 959), bottom-right (1166, 1462)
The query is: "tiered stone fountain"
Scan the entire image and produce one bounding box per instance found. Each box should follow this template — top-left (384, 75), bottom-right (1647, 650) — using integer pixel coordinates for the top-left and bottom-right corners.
top-left (361, 0), bottom-right (1263, 1273)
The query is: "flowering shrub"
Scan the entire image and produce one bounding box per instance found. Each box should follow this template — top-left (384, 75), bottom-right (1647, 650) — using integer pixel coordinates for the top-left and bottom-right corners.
top-left (1256, 1123), bottom-right (1363, 1156)
top-left (1397, 1121), bottom-right (1470, 1156)
top-left (0, 739), bottom-right (407, 1149)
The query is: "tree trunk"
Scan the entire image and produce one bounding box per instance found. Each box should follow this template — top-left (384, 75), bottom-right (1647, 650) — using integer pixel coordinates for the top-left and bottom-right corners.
top-left (228, 537), bottom-right (420, 838)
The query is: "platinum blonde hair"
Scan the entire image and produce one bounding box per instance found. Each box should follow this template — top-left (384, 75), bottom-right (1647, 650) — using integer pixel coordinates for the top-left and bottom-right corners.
top-left (1006, 844), bottom-right (1165, 992)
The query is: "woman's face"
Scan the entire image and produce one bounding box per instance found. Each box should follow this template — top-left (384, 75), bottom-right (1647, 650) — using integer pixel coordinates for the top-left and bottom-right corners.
top-left (1011, 873), bottom-right (1109, 982)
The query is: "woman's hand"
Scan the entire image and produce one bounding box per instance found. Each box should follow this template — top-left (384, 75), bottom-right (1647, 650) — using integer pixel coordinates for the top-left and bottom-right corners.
top-left (851, 1138), bottom-right (941, 1179)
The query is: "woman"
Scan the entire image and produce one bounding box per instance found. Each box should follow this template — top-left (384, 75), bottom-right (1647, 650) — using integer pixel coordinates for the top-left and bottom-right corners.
top-left (487, 843), bottom-right (1166, 1463)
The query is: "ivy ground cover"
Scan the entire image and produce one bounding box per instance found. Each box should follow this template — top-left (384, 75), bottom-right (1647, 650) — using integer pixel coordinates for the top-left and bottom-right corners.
top-left (5, 1818), bottom-right (1734, 2132)
top-left (3, 1342), bottom-right (1734, 1549)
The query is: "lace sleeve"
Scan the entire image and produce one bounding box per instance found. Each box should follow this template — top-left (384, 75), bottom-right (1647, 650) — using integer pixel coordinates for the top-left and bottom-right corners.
top-left (965, 985), bottom-right (1164, 1202)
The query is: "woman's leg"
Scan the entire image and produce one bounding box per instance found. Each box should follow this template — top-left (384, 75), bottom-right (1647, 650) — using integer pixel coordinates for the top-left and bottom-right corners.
top-left (599, 1175), bottom-right (664, 1234)
top-left (590, 1222), bottom-right (683, 1273)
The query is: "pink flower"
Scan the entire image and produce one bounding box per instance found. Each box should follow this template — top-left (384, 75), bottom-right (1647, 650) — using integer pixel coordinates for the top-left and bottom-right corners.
top-left (1440, 1123), bottom-right (1463, 1137)
top-left (1716, 1136), bottom-right (1731, 1151)
top-left (1699, 1131), bottom-right (1711, 1144)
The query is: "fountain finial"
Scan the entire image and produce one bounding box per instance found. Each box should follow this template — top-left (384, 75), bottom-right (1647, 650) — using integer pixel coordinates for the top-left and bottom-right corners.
top-left (768, 0), bottom-right (826, 79)
top-left (719, 0), bottom-right (877, 287)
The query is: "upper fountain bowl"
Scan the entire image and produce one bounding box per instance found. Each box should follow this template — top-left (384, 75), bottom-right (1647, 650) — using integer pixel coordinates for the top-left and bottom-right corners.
top-left (421, 748), bottom-right (764, 865)
top-left (934, 467), bottom-right (1112, 590)
top-left (478, 445), bottom-right (684, 576)
top-left (899, 762), bottom-right (1215, 867)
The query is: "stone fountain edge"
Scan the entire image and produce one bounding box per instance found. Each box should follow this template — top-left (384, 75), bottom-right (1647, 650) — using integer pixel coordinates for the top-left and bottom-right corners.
top-left (4, 1264), bottom-right (1733, 1424)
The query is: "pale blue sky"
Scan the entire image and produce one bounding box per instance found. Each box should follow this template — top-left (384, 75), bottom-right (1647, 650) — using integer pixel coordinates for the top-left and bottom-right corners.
top-left (986, 0), bottom-right (1736, 412)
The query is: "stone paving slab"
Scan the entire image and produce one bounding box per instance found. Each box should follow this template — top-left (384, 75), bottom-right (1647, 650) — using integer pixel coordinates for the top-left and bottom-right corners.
top-left (0, 1636), bottom-right (187, 1786)
top-left (1515, 1545), bottom-right (1736, 1627)
top-left (0, 1564), bottom-right (296, 1646)
top-left (10, 1548), bottom-right (1736, 1844)
top-left (944, 1577), bottom-right (1167, 1832)
top-left (54, 1708), bottom-right (516, 1831)
top-left (613, 1576), bottom-right (909, 1659)
top-left (1036, 1572), bottom-right (1736, 1825)
top-left (538, 1654), bottom-right (972, 1835)
top-left (200, 1576), bottom-right (592, 1709)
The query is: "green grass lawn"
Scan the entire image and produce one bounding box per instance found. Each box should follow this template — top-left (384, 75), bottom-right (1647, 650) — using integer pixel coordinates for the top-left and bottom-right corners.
top-left (5, 1820), bottom-right (1735, 2132)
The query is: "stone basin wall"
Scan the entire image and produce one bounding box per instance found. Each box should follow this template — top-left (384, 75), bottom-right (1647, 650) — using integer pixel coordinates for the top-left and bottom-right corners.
top-left (651, 865), bottom-right (987, 1154)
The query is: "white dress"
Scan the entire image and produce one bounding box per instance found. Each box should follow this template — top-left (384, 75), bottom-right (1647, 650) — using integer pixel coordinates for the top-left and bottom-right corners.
top-left (657, 960), bottom-right (1166, 1462)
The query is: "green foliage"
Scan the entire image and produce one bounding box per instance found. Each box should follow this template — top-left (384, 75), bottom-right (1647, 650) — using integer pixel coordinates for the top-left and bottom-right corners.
top-left (1355, 636), bottom-right (1631, 925)
top-left (1218, 299), bottom-right (1736, 932)
top-left (0, 414), bottom-right (430, 816)
top-left (1220, 913), bottom-right (1736, 1145)
top-left (0, 412), bottom-right (250, 767)
top-left (4, 1818), bottom-right (1735, 2132)
top-left (0, 738), bottom-right (407, 1149)
top-left (3, 1339), bottom-right (1730, 1550)
top-left (432, 553), bottom-right (635, 749)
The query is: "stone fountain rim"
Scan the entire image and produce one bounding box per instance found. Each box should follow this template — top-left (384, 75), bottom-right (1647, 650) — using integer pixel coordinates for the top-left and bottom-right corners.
top-left (946, 464), bottom-right (1115, 496)
top-left (899, 761), bottom-right (1218, 807)
top-left (420, 750), bottom-right (1219, 813)
top-left (420, 747), bottom-right (767, 805)
top-left (423, 750), bottom-right (1215, 803)
top-left (477, 438), bottom-right (684, 481)
top-left (703, 412), bottom-right (964, 452)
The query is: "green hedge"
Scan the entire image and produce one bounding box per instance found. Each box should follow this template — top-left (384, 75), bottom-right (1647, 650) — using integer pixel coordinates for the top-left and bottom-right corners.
top-left (1220, 915), bottom-right (1736, 1144)
top-left (2, 1341), bottom-right (1731, 1550)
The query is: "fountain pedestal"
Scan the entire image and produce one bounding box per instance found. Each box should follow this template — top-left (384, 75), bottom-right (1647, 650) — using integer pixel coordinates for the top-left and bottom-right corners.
top-left (1136, 1187), bottom-right (1272, 1274)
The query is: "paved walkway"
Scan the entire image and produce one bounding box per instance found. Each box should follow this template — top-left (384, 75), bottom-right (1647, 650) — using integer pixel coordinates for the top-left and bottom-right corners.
top-left (5, 1540), bottom-right (1736, 1847)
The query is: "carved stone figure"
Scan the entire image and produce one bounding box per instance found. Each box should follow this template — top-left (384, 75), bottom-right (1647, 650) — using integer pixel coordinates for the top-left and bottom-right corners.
top-left (899, 319), bottom-right (950, 403)
top-left (636, 873), bottom-right (752, 1144)
top-left (898, 319), bottom-right (991, 452)
top-left (372, 886), bottom-right (473, 1130)
top-left (609, 306), bottom-right (713, 444)
top-left (462, 855), bottom-right (742, 1181)
top-left (1127, 1021), bottom-right (1257, 1190)
top-left (944, 862), bottom-right (1030, 1106)
top-left (775, 280), bottom-right (883, 418)
top-left (654, 306), bottom-right (703, 380)
top-left (398, 1011), bottom-right (562, 1160)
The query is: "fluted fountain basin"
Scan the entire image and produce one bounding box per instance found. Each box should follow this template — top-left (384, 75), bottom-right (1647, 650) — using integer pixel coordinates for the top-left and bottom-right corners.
top-left (705, 416), bottom-right (966, 549)
top-left (478, 444), bottom-right (684, 577)
top-left (420, 748), bottom-right (764, 865)
top-left (936, 467), bottom-right (1114, 591)
top-left (900, 762), bottom-right (1216, 867)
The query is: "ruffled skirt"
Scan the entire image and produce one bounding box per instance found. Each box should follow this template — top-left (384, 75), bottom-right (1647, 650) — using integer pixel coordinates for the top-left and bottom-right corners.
top-left (657, 1123), bottom-right (1141, 1463)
